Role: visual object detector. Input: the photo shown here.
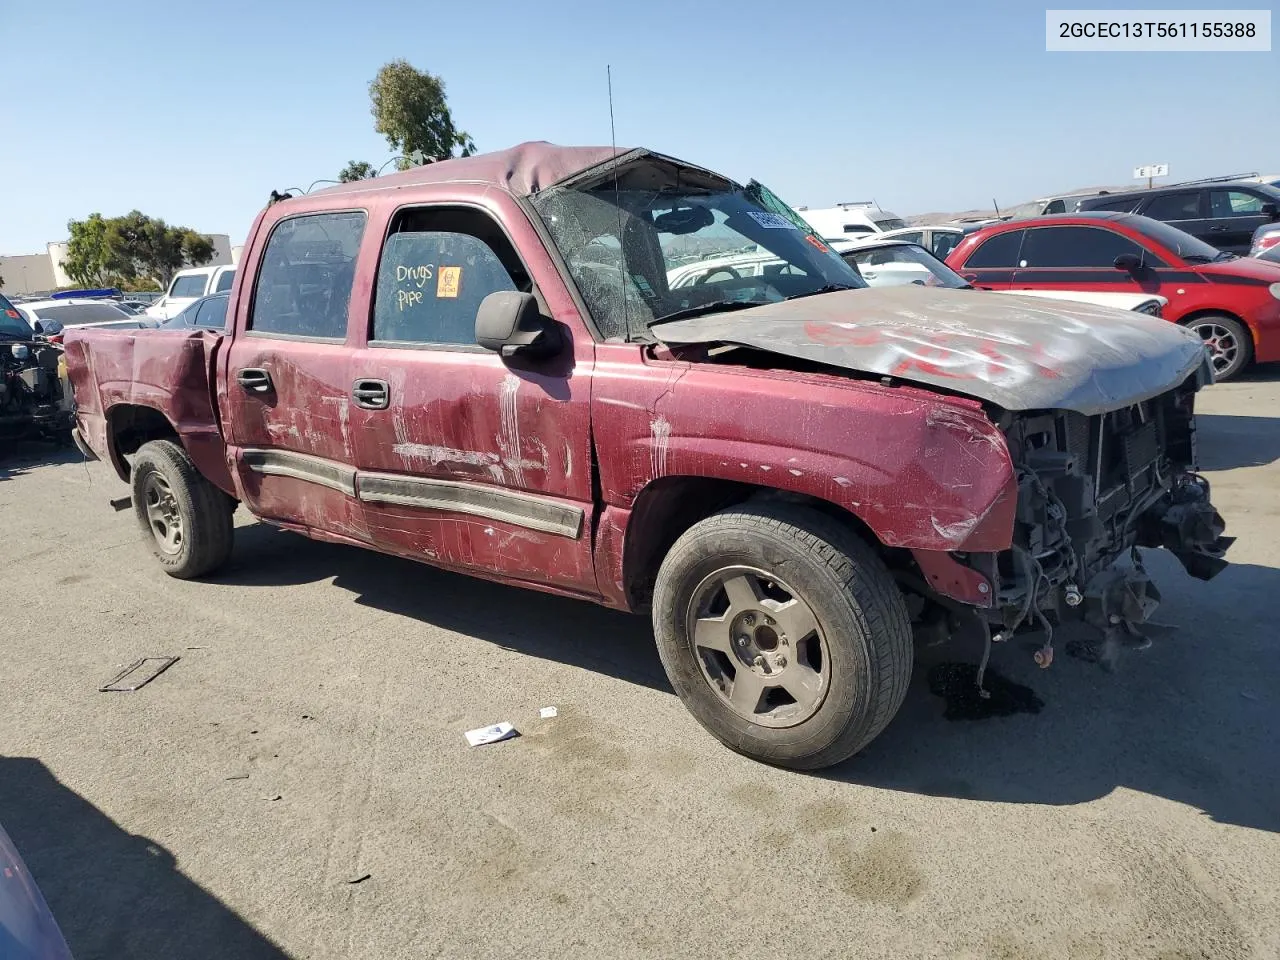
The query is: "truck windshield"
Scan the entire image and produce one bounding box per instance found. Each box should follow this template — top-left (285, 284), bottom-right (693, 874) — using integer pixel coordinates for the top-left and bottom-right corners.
top-left (0, 294), bottom-right (31, 338)
top-left (530, 155), bottom-right (864, 340)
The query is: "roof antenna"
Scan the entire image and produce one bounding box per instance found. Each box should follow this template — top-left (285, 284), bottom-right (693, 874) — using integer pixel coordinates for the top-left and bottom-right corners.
top-left (993, 197), bottom-right (1002, 218)
top-left (608, 64), bottom-right (629, 339)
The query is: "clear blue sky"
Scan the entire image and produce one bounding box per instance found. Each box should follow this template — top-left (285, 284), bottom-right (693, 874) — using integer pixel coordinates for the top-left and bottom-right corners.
top-left (1, 0), bottom-right (1276, 253)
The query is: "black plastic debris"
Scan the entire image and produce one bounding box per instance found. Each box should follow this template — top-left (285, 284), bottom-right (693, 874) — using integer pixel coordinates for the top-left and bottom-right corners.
top-left (346, 874), bottom-right (372, 885)
top-left (99, 657), bottom-right (179, 692)
top-left (927, 663), bottom-right (1044, 721)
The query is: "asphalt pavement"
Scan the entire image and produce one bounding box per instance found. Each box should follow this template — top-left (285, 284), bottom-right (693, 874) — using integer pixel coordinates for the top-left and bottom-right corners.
top-left (2, 371), bottom-right (1278, 960)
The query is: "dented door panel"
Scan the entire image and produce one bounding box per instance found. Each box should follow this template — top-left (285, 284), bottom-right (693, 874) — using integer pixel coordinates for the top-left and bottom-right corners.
top-left (346, 347), bottom-right (597, 592)
top-left (345, 188), bottom-right (599, 593)
top-left (590, 342), bottom-right (1018, 560)
top-left (221, 340), bottom-right (369, 540)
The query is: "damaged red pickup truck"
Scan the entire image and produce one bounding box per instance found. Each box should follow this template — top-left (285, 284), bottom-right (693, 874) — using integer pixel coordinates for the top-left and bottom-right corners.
top-left (65, 144), bottom-right (1233, 769)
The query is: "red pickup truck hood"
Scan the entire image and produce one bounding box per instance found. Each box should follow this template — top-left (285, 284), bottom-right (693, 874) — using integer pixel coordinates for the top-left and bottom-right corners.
top-left (653, 286), bottom-right (1212, 414)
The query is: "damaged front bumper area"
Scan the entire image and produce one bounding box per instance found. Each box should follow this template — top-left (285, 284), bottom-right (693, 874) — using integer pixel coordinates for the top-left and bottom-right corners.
top-left (954, 380), bottom-right (1232, 661)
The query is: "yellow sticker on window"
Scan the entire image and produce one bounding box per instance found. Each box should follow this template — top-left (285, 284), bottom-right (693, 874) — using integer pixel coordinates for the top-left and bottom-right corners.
top-left (437, 266), bottom-right (461, 298)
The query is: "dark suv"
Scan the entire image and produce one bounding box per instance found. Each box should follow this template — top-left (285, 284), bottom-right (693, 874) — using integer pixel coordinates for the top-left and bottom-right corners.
top-left (1078, 181), bottom-right (1280, 255)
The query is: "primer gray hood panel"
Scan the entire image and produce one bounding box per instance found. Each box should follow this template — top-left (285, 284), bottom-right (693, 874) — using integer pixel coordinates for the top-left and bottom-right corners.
top-left (654, 287), bottom-right (1212, 414)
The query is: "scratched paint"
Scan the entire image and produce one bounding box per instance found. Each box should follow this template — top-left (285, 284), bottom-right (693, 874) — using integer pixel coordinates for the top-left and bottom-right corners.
top-left (649, 416), bottom-right (671, 477)
top-left (654, 286), bottom-right (1210, 415)
top-left (392, 442), bottom-right (507, 484)
top-left (498, 374), bottom-right (525, 488)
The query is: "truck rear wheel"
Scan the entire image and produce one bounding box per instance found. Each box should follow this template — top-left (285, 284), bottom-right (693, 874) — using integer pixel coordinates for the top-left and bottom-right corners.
top-left (652, 503), bottom-right (912, 770)
top-left (131, 439), bottom-right (234, 579)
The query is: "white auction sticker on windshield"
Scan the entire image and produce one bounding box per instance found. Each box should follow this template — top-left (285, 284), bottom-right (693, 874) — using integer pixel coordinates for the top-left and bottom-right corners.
top-left (747, 212), bottom-right (796, 229)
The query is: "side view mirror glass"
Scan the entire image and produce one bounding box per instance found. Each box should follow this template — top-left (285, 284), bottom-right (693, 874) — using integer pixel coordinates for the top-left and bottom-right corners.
top-left (1114, 253), bottom-right (1142, 272)
top-left (475, 291), bottom-right (561, 359)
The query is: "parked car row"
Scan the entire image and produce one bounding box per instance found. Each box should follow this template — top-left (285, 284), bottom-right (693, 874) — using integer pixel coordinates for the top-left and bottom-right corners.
top-left (943, 212), bottom-right (1280, 380)
top-left (63, 142), bottom-right (1235, 770)
top-left (144, 264), bottom-right (236, 320)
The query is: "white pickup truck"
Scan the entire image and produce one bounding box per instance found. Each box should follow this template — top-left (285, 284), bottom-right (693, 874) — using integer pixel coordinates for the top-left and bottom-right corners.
top-left (144, 265), bottom-right (236, 320)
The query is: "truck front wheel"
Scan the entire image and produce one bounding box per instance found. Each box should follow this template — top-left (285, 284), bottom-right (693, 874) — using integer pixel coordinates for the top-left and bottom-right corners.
top-left (652, 503), bottom-right (912, 770)
top-left (130, 439), bottom-right (234, 579)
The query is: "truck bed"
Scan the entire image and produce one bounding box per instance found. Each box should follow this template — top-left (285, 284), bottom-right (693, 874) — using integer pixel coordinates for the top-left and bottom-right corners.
top-left (63, 328), bottom-right (233, 492)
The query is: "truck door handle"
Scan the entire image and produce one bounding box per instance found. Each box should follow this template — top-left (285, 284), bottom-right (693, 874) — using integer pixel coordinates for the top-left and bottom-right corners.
top-left (236, 368), bottom-right (273, 393)
top-left (1208, 225), bottom-right (1228, 232)
top-left (352, 378), bottom-right (389, 410)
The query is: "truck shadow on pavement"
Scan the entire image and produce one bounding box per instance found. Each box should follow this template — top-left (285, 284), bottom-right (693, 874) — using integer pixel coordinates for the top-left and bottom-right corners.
top-left (1195, 413), bottom-right (1280, 469)
top-left (0, 757), bottom-right (288, 960)
top-left (216, 523), bottom-right (673, 694)
top-left (0, 442), bottom-right (84, 481)
top-left (217, 525), bottom-right (1278, 834)
top-left (831, 553), bottom-right (1280, 835)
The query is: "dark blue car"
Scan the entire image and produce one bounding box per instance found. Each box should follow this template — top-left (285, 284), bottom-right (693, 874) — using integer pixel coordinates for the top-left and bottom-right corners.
top-left (158, 291), bottom-right (230, 332)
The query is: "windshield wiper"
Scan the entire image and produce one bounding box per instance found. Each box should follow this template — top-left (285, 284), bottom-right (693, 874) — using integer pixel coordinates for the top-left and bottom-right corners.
top-left (1213, 251), bottom-right (1239, 262)
top-left (647, 300), bottom-right (766, 328)
top-left (783, 283), bottom-right (858, 301)
top-left (1181, 253), bottom-right (1214, 263)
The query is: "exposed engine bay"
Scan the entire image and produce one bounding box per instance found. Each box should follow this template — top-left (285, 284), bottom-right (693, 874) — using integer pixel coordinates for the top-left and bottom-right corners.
top-left (0, 340), bottom-right (72, 442)
top-left (956, 376), bottom-right (1232, 674)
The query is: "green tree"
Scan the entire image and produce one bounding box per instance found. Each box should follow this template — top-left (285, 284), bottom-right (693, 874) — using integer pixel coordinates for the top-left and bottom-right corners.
top-left (338, 160), bottom-right (377, 182)
top-left (65, 213), bottom-right (117, 286)
top-left (368, 60), bottom-right (475, 170)
top-left (65, 212), bottom-right (215, 288)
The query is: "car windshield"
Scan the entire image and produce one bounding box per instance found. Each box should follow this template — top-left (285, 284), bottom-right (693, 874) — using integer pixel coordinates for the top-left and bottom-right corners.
top-left (529, 155), bottom-right (864, 339)
top-left (1123, 215), bottom-right (1227, 262)
top-left (842, 243), bottom-right (972, 289)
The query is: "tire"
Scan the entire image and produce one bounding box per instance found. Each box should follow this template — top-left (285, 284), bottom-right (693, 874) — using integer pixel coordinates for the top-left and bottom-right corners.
top-left (652, 502), bottom-right (912, 770)
top-left (130, 439), bottom-right (234, 578)
top-left (1181, 313), bottom-right (1252, 381)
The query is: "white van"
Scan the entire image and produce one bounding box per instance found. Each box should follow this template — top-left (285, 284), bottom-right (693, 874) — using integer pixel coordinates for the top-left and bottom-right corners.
top-left (795, 202), bottom-right (907, 241)
top-left (145, 265), bottom-right (236, 320)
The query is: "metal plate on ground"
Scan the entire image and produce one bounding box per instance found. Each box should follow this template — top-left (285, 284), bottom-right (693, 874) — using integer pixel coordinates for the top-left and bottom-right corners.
top-left (98, 656), bottom-right (180, 692)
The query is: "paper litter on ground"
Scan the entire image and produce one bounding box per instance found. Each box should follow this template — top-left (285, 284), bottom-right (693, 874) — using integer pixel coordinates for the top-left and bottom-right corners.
top-left (464, 722), bottom-right (518, 746)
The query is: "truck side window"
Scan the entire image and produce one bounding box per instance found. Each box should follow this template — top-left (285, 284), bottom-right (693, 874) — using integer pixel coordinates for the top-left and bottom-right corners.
top-left (250, 211), bottom-right (366, 339)
top-left (371, 208), bottom-right (529, 346)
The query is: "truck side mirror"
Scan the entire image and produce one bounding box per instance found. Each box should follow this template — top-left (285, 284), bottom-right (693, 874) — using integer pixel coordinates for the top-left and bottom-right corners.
top-left (1113, 253), bottom-right (1142, 272)
top-left (476, 291), bottom-right (561, 359)
top-left (1263, 202), bottom-right (1279, 221)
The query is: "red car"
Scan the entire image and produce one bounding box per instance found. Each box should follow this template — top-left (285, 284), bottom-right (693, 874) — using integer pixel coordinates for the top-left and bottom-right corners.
top-left (946, 212), bottom-right (1280, 380)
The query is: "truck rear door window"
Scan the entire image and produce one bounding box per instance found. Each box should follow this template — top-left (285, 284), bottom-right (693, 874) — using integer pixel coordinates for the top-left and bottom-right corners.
top-left (371, 208), bottom-right (528, 347)
top-left (170, 274), bottom-right (209, 298)
top-left (249, 211), bottom-right (366, 339)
